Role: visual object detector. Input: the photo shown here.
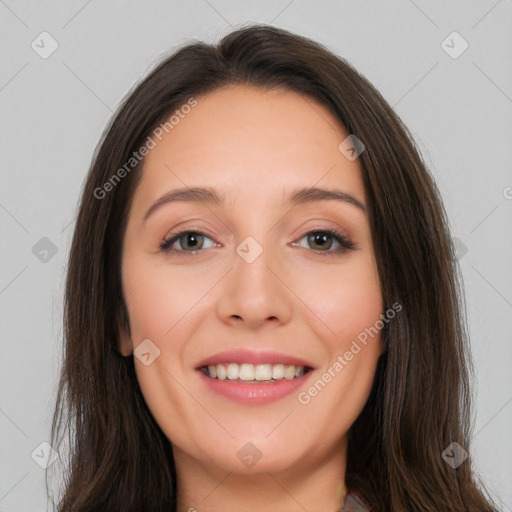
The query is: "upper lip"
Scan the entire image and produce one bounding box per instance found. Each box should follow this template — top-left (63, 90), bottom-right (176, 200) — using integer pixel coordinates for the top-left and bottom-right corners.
top-left (195, 349), bottom-right (315, 369)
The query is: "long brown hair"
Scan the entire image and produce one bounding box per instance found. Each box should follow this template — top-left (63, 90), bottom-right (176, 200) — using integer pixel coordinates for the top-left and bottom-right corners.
top-left (48, 24), bottom-right (498, 511)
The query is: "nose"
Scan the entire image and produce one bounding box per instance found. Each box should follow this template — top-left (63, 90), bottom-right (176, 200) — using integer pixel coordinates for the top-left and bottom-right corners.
top-left (216, 240), bottom-right (293, 330)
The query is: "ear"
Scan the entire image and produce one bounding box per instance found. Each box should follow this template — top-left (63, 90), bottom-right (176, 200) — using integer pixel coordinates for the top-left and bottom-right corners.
top-left (116, 305), bottom-right (133, 357)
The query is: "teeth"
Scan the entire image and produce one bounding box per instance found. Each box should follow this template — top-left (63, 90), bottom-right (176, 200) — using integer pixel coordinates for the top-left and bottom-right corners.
top-left (227, 363), bottom-right (238, 380)
top-left (204, 363), bottom-right (308, 382)
top-left (284, 365), bottom-right (296, 380)
top-left (216, 364), bottom-right (226, 380)
top-left (295, 366), bottom-right (305, 377)
top-left (255, 364), bottom-right (272, 381)
top-left (239, 363), bottom-right (255, 381)
top-left (272, 364), bottom-right (285, 379)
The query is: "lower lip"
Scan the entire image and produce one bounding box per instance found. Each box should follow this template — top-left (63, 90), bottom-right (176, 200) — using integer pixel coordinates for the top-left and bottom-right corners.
top-left (197, 369), bottom-right (314, 405)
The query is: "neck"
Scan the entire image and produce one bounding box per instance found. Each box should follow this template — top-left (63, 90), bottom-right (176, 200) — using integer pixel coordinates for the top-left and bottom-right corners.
top-left (174, 442), bottom-right (347, 512)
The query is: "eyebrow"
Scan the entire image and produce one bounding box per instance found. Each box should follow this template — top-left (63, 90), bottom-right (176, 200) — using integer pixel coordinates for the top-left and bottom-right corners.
top-left (143, 186), bottom-right (366, 222)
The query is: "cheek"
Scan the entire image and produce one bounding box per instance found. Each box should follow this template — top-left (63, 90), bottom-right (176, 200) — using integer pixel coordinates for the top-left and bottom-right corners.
top-left (121, 256), bottom-right (219, 342)
top-left (121, 258), bottom-right (211, 446)
top-left (290, 253), bottom-right (383, 415)
top-left (290, 253), bottom-right (383, 343)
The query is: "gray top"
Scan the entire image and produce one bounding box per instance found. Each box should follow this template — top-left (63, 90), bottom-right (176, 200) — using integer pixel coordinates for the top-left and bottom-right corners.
top-left (340, 491), bottom-right (370, 511)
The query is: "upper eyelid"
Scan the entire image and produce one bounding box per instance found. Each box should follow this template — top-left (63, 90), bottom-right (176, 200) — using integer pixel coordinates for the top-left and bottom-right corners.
top-left (162, 218), bottom-right (351, 241)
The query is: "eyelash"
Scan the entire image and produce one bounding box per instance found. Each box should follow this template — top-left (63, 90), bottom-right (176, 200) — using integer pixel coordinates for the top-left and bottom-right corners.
top-left (160, 227), bottom-right (356, 257)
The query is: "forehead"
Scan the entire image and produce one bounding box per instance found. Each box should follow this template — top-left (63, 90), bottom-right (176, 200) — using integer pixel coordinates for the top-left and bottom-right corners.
top-left (133, 84), bottom-right (365, 211)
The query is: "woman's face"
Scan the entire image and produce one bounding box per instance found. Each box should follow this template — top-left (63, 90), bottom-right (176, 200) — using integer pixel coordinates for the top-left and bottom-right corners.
top-left (119, 84), bottom-right (383, 477)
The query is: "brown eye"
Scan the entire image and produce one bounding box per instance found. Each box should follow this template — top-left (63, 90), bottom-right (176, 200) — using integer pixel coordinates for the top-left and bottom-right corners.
top-left (307, 232), bottom-right (333, 250)
top-left (160, 231), bottom-right (216, 253)
top-left (294, 230), bottom-right (355, 255)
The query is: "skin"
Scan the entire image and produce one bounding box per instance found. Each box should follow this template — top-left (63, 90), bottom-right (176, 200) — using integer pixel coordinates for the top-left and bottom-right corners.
top-left (118, 84), bottom-right (383, 512)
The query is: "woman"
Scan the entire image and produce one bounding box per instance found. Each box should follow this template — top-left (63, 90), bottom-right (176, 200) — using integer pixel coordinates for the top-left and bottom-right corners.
top-left (48, 24), bottom-right (498, 511)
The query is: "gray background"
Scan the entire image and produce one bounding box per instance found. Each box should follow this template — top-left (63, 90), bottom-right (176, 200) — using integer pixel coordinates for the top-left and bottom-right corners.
top-left (1, 1), bottom-right (511, 510)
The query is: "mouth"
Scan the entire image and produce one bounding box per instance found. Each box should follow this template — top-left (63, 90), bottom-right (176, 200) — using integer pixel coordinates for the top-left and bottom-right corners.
top-left (198, 363), bottom-right (313, 383)
top-left (195, 349), bottom-right (315, 403)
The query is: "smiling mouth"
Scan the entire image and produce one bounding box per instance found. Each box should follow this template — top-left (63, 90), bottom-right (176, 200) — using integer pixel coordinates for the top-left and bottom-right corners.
top-left (199, 363), bottom-right (313, 383)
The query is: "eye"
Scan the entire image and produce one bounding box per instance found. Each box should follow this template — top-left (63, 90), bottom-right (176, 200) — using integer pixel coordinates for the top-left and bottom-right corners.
top-left (160, 228), bottom-right (356, 256)
top-left (292, 229), bottom-right (355, 255)
top-left (160, 230), bottom-right (217, 254)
